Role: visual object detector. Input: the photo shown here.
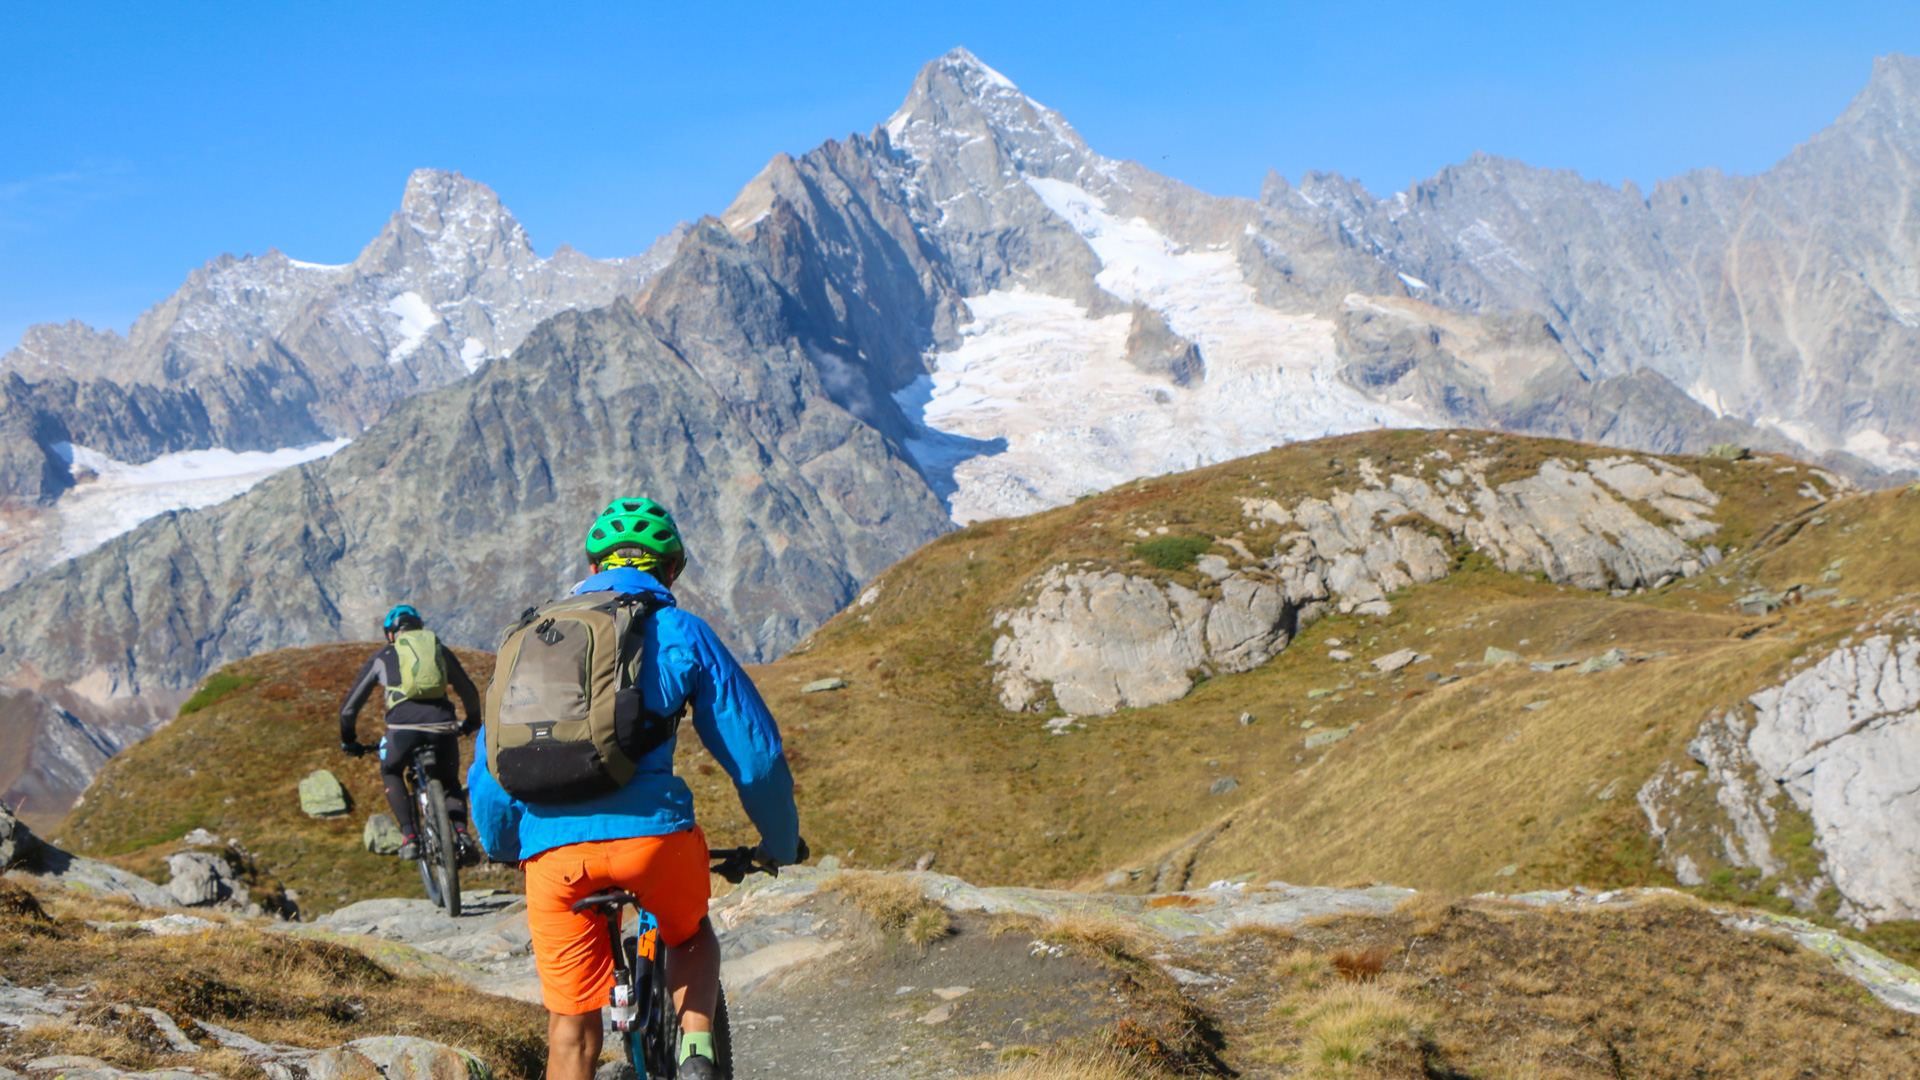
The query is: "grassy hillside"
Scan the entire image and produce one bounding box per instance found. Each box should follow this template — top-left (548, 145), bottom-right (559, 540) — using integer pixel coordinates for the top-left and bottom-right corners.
top-left (713, 430), bottom-right (1825, 888)
top-left (57, 643), bottom-right (521, 912)
top-left (60, 430), bottom-right (1916, 940)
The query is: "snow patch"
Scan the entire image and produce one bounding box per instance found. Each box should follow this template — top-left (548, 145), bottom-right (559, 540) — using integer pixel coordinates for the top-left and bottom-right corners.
top-left (459, 337), bottom-right (487, 373)
top-left (386, 291), bottom-right (439, 363)
top-left (1843, 428), bottom-right (1920, 472)
top-left (287, 258), bottom-right (349, 272)
top-left (1689, 379), bottom-right (1729, 419)
top-left (50, 439), bottom-right (351, 561)
top-left (894, 179), bottom-right (1431, 524)
top-left (1397, 272), bottom-right (1429, 291)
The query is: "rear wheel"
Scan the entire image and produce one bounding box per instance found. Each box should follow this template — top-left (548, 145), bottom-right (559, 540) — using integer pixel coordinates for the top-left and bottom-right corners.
top-left (710, 987), bottom-right (733, 1079)
top-left (424, 779), bottom-right (461, 918)
top-left (633, 981), bottom-right (730, 1078)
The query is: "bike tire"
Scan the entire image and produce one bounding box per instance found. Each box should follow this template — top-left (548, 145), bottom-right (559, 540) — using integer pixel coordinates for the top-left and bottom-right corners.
top-left (425, 779), bottom-right (461, 918)
top-left (632, 982), bottom-right (731, 1078)
top-left (710, 986), bottom-right (733, 1079)
top-left (413, 786), bottom-right (441, 907)
top-left (640, 959), bottom-right (678, 1079)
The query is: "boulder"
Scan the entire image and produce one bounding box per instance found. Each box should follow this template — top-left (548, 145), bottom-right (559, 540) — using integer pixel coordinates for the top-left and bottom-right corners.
top-left (800, 677), bottom-right (848, 693)
top-left (166, 851), bottom-right (236, 907)
top-left (300, 770), bottom-right (350, 817)
top-left (1484, 647), bottom-right (1523, 665)
top-left (341, 1036), bottom-right (492, 1080)
top-left (363, 814), bottom-right (405, 856)
top-left (1371, 648), bottom-right (1423, 674)
top-left (0, 800), bottom-right (37, 869)
top-left (1208, 776), bottom-right (1239, 796)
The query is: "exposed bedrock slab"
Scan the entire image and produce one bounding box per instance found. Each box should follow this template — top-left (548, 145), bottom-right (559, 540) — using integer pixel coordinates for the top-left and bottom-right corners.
top-left (1747, 635), bottom-right (1920, 923)
top-left (992, 453), bottom-right (1726, 715)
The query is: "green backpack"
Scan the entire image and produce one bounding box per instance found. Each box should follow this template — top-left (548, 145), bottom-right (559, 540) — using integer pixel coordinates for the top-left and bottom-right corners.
top-left (483, 593), bottom-right (683, 803)
top-left (386, 629), bottom-right (448, 706)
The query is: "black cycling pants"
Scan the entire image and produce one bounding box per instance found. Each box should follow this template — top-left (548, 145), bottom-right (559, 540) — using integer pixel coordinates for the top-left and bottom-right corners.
top-left (378, 728), bottom-right (467, 836)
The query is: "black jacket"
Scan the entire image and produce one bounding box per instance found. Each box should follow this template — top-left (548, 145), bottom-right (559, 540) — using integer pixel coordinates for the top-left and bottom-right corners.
top-left (339, 641), bottom-right (482, 742)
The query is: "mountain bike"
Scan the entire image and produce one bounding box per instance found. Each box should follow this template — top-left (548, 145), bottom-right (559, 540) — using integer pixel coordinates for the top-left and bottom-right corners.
top-left (571, 847), bottom-right (780, 1079)
top-left (404, 741), bottom-right (462, 917)
top-left (343, 738), bottom-right (462, 917)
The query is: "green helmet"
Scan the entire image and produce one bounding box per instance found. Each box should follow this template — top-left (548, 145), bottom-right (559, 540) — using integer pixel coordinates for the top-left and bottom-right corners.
top-left (585, 497), bottom-right (686, 578)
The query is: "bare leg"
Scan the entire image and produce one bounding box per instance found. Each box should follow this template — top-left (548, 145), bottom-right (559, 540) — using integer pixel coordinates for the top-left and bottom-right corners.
top-left (546, 1009), bottom-right (602, 1080)
top-left (669, 917), bottom-right (721, 1034)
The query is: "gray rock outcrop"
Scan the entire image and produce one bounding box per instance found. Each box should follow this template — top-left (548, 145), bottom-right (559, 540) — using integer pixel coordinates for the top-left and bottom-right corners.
top-left (992, 451), bottom-right (1732, 714)
top-left (1641, 633), bottom-right (1920, 926)
top-left (165, 851), bottom-right (243, 907)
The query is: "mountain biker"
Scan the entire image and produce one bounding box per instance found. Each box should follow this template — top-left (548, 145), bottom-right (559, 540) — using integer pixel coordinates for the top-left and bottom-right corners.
top-left (468, 498), bottom-right (803, 1080)
top-left (340, 604), bottom-right (484, 865)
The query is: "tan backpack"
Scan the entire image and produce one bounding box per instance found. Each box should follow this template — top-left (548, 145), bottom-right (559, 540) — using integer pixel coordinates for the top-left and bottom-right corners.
top-left (484, 592), bottom-right (681, 802)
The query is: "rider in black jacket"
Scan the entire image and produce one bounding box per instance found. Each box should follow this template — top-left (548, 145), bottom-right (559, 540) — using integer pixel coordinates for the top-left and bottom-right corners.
top-left (339, 605), bottom-right (483, 863)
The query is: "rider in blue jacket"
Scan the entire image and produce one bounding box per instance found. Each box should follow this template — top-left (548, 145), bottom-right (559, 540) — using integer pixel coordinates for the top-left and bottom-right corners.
top-left (469, 497), bottom-right (801, 1080)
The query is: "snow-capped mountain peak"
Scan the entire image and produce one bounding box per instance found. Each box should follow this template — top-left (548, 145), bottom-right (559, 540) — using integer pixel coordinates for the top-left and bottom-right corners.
top-left (881, 47), bottom-right (1094, 182)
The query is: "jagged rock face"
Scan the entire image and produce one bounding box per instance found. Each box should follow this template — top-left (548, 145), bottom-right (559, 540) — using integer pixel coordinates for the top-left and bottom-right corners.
top-left (0, 687), bottom-right (125, 821)
top-left (1258, 55), bottom-right (1920, 474)
top-left (991, 452), bottom-right (1738, 715)
top-left (0, 169), bottom-right (680, 504)
top-left (0, 222), bottom-right (951, 817)
top-left (1641, 633), bottom-right (1920, 926)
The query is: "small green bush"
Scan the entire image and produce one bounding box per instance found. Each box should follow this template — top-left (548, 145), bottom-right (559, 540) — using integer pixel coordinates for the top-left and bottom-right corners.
top-left (1129, 535), bottom-right (1212, 570)
top-left (179, 672), bottom-right (260, 715)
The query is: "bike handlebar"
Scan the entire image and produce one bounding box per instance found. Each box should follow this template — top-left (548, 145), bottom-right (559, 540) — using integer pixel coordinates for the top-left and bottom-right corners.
top-left (708, 846), bottom-right (780, 884)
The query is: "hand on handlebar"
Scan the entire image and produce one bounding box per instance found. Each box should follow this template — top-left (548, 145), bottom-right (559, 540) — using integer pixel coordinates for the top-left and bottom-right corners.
top-left (709, 839), bottom-right (805, 884)
top-left (340, 740), bottom-right (370, 758)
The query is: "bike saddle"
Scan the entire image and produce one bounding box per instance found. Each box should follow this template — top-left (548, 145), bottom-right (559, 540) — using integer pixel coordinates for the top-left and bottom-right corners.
top-left (570, 889), bottom-right (639, 914)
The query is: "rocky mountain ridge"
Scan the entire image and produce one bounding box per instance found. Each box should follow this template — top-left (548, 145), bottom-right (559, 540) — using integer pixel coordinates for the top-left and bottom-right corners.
top-left (0, 170), bottom-right (679, 581)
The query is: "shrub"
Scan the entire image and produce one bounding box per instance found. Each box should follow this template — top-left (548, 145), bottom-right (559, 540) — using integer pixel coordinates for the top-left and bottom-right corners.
top-left (1129, 535), bottom-right (1212, 570)
top-left (178, 672), bottom-right (261, 715)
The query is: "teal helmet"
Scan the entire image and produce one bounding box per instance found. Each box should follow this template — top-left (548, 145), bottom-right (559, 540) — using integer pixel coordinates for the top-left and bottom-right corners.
top-left (383, 604), bottom-right (424, 632)
top-left (585, 497), bottom-right (687, 581)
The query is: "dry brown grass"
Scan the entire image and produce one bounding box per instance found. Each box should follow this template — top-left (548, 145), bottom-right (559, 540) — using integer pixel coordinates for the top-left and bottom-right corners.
top-left (819, 872), bottom-right (952, 945)
top-left (1038, 912), bottom-right (1155, 963)
top-left (1292, 982), bottom-right (1432, 1077)
top-left (1204, 893), bottom-right (1920, 1079)
top-left (1328, 946), bottom-right (1391, 983)
top-left (0, 878), bottom-right (545, 1080)
top-left (961, 1048), bottom-right (1153, 1080)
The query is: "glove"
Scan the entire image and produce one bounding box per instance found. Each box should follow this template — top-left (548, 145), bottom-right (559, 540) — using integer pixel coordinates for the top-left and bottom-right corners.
top-left (458, 718), bottom-right (479, 737)
top-left (754, 835), bottom-right (810, 869)
top-left (341, 740), bottom-right (368, 758)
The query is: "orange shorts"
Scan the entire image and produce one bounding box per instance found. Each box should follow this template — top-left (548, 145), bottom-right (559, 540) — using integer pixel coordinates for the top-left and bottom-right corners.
top-left (523, 828), bottom-right (711, 1015)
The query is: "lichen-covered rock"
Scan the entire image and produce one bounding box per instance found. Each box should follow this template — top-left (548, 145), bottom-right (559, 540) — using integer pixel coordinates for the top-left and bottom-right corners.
top-left (363, 814), bottom-right (404, 856)
top-left (335, 1036), bottom-right (491, 1080)
top-left (299, 770), bottom-right (349, 818)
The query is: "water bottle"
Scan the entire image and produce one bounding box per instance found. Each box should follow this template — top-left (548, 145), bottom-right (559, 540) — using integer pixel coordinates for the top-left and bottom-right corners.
top-left (609, 979), bottom-right (637, 1028)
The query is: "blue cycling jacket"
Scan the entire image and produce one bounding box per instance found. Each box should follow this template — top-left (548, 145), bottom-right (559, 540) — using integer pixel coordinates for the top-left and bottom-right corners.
top-left (466, 567), bottom-right (800, 864)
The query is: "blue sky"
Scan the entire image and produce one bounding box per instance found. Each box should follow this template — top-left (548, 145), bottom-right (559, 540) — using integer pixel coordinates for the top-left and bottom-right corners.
top-left (4, 1), bottom-right (1918, 349)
